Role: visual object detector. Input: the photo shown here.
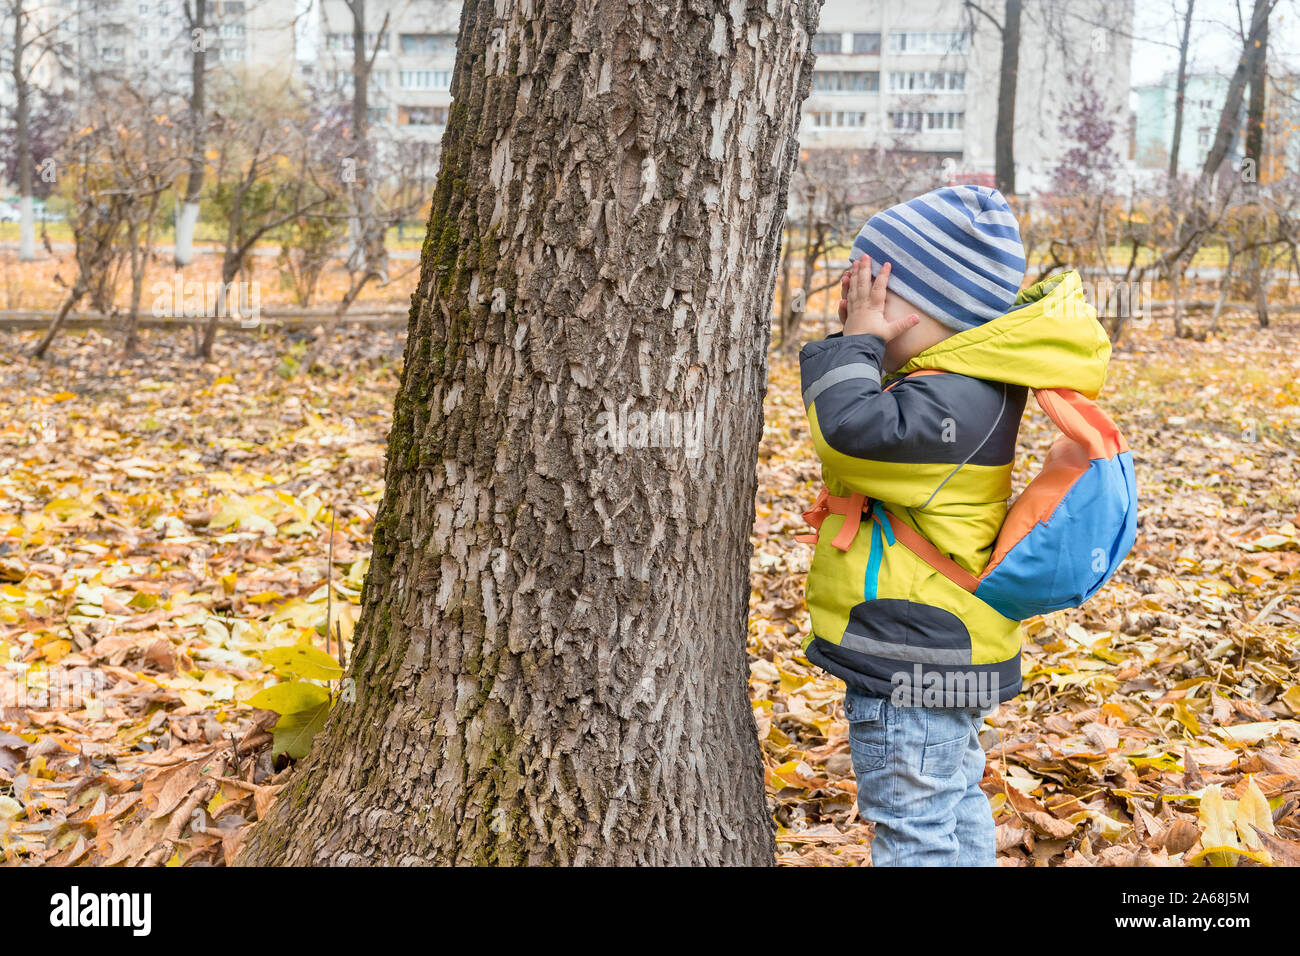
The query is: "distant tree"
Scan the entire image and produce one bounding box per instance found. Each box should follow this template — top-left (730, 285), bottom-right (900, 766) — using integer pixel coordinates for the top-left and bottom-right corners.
top-left (174, 0), bottom-right (209, 267)
top-left (297, 133), bottom-right (441, 373)
top-left (1243, 0), bottom-right (1271, 327)
top-left (31, 121), bottom-right (131, 358)
top-left (1051, 71), bottom-right (1120, 195)
top-left (111, 91), bottom-right (187, 354)
top-left (341, 0), bottom-right (392, 300)
top-left (965, 0), bottom-right (1022, 195)
top-left (1200, 0), bottom-right (1276, 185)
top-left (0, 86), bottom-right (69, 201)
top-left (2, 0), bottom-right (76, 261)
top-left (1168, 0), bottom-right (1196, 178)
top-left (197, 81), bottom-right (334, 360)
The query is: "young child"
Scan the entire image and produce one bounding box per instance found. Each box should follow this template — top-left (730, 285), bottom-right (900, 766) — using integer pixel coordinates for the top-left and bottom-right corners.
top-left (798, 185), bottom-right (1109, 866)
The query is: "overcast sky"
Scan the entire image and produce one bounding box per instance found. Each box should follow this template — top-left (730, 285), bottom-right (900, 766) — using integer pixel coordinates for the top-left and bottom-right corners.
top-left (1130, 0), bottom-right (1300, 87)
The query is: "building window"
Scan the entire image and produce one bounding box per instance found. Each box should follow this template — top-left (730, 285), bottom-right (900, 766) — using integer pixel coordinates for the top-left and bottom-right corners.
top-left (851, 32), bottom-right (881, 54)
top-left (399, 70), bottom-right (452, 91)
top-left (813, 70), bottom-right (880, 93)
top-left (888, 71), bottom-right (965, 92)
top-left (400, 105), bottom-right (448, 126)
top-left (1197, 126), bottom-right (1210, 146)
top-left (808, 110), bottom-right (870, 129)
top-left (399, 33), bottom-right (457, 56)
top-left (887, 31), bottom-right (970, 55)
top-left (331, 69), bottom-right (390, 91)
top-left (886, 110), bottom-right (963, 131)
top-left (326, 32), bottom-right (389, 52)
top-left (888, 110), bottom-right (923, 131)
top-left (926, 110), bottom-right (964, 130)
top-left (812, 32), bottom-right (842, 54)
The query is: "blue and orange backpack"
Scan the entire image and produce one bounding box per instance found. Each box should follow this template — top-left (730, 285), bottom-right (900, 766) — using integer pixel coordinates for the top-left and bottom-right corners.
top-left (804, 382), bottom-right (1138, 621)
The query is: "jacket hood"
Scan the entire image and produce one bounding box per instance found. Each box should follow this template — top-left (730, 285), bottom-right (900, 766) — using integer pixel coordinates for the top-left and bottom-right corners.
top-left (896, 270), bottom-right (1111, 399)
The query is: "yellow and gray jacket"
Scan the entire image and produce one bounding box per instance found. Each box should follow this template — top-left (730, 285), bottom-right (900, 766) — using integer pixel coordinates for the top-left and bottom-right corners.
top-left (799, 272), bottom-right (1111, 707)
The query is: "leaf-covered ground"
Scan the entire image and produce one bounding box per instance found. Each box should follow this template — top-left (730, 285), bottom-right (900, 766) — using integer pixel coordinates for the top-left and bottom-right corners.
top-left (2, 311), bottom-right (1299, 866)
top-left (0, 328), bottom-right (400, 865)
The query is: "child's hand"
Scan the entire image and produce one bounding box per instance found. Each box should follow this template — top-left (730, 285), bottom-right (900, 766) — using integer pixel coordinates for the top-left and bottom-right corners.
top-left (841, 256), bottom-right (920, 342)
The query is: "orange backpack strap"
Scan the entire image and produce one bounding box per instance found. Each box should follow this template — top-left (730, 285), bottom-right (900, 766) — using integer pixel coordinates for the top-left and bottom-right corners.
top-left (797, 369), bottom-right (985, 585)
top-left (798, 487), bottom-right (867, 551)
top-left (795, 487), bottom-right (831, 545)
top-left (1033, 388), bottom-right (1128, 458)
top-left (797, 485), bottom-right (980, 595)
top-left (798, 381), bottom-right (1124, 602)
top-left (877, 510), bottom-right (980, 593)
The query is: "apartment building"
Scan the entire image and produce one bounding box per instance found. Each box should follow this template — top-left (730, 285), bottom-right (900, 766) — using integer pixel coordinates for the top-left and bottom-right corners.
top-left (1139, 69), bottom-right (1300, 180)
top-left (803, 0), bottom-right (1134, 194)
top-left (1134, 73), bottom-right (1239, 175)
top-left (0, 0), bottom-right (298, 100)
top-left (310, 0), bottom-right (460, 140)
top-left (6, 0), bottom-right (1136, 191)
top-left (0, 0), bottom-right (69, 103)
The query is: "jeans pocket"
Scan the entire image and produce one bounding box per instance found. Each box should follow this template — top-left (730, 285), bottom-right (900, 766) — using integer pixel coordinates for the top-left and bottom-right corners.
top-left (845, 689), bottom-right (887, 773)
top-left (920, 712), bottom-right (970, 779)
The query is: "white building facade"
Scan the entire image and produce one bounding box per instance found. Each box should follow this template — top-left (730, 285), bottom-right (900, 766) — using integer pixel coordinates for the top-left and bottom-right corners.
top-left (309, 0), bottom-right (460, 141)
top-left (802, 0), bottom-right (1134, 194)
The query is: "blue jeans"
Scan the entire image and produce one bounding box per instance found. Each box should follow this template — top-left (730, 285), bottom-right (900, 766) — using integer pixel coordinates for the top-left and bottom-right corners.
top-left (844, 686), bottom-right (996, 866)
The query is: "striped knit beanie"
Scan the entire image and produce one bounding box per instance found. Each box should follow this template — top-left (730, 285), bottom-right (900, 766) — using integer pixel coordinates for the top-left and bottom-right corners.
top-left (849, 185), bottom-right (1026, 332)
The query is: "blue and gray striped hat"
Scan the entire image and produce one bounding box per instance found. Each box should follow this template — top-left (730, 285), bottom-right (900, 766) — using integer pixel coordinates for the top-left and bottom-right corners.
top-left (849, 185), bottom-right (1026, 332)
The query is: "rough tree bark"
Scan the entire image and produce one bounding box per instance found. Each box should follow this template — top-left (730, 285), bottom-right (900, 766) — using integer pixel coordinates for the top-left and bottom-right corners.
top-left (239, 0), bottom-right (819, 865)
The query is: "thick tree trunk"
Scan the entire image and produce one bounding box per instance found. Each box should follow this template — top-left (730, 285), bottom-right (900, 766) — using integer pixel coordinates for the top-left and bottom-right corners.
top-left (994, 0), bottom-right (1021, 196)
top-left (239, 0), bottom-right (818, 866)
